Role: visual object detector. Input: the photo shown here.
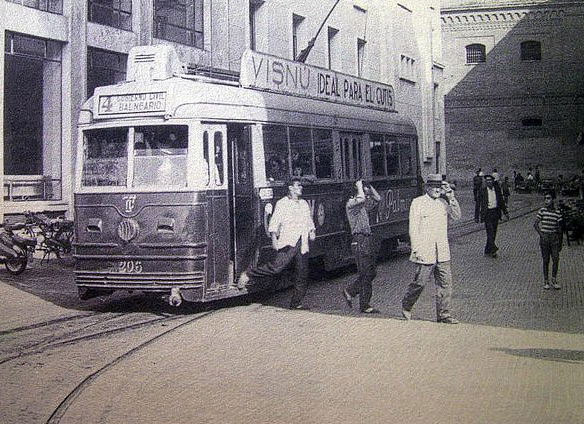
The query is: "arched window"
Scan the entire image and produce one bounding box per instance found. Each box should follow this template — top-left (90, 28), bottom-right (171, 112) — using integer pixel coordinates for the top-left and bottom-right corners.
top-left (465, 44), bottom-right (486, 64)
top-left (521, 41), bottom-right (541, 61)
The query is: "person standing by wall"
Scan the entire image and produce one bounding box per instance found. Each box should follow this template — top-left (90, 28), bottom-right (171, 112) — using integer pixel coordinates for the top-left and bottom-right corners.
top-left (479, 175), bottom-right (508, 258)
top-left (401, 174), bottom-right (462, 324)
top-left (473, 169), bottom-right (483, 223)
top-left (534, 192), bottom-right (563, 290)
top-left (342, 179), bottom-right (381, 314)
top-left (237, 177), bottom-right (316, 310)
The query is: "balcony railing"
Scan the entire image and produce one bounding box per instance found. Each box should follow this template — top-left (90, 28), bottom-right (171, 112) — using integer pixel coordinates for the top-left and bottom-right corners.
top-left (3, 176), bottom-right (62, 202)
top-left (7, 0), bottom-right (62, 14)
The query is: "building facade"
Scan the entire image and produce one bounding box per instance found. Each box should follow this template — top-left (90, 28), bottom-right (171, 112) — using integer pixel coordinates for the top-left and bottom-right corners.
top-left (1, 0), bottom-right (443, 220)
top-left (441, 0), bottom-right (584, 183)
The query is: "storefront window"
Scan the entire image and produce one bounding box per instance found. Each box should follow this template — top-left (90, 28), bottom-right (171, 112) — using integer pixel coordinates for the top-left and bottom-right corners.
top-left (3, 32), bottom-right (62, 201)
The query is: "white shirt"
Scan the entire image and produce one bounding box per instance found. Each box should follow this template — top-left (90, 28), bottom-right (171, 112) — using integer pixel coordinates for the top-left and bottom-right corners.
top-left (487, 187), bottom-right (497, 209)
top-left (409, 194), bottom-right (461, 264)
top-left (268, 196), bottom-right (316, 254)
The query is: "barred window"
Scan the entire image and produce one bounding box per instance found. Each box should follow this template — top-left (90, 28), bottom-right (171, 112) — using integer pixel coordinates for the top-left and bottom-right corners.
top-left (154, 0), bottom-right (204, 49)
top-left (88, 0), bottom-right (132, 31)
top-left (521, 41), bottom-right (541, 61)
top-left (465, 44), bottom-right (486, 64)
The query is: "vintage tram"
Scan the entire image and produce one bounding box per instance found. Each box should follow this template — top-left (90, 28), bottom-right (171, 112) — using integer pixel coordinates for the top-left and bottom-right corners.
top-left (74, 45), bottom-right (420, 304)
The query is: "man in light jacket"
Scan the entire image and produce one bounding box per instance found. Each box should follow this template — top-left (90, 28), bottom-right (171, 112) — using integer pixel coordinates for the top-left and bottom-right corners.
top-left (401, 174), bottom-right (462, 324)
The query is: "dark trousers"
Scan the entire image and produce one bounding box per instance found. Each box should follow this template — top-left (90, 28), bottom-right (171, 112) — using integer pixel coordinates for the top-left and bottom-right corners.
top-left (540, 233), bottom-right (562, 281)
top-left (474, 198), bottom-right (481, 222)
top-left (346, 234), bottom-right (376, 311)
top-left (484, 209), bottom-right (500, 255)
top-left (247, 240), bottom-right (308, 308)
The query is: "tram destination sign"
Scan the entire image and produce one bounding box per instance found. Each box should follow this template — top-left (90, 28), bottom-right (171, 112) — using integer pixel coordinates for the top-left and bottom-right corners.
top-left (96, 92), bottom-right (167, 116)
top-left (240, 50), bottom-right (395, 112)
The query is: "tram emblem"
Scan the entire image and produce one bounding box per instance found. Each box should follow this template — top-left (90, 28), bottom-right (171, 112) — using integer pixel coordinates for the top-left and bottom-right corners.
top-left (118, 219), bottom-right (139, 242)
top-left (123, 195), bottom-right (137, 213)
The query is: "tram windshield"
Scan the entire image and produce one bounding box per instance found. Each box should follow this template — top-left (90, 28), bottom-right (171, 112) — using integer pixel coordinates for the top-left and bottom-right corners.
top-left (81, 125), bottom-right (188, 188)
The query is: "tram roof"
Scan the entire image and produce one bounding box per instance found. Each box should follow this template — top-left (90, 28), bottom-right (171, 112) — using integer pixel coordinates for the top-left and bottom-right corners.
top-left (81, 76), bottom-right (417, 136)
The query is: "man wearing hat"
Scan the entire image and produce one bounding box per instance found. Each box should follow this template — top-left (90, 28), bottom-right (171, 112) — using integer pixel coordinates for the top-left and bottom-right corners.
top-left (479, 174), bottom-right (508, 258)
top-left (401, 174), bottom-right (461, 324)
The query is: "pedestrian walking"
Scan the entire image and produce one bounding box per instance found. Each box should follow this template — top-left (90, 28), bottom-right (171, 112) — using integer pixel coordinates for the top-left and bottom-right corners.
top-left (342, 179), bottom-right (381, 314)
top-left (473, 169), bottom-right (483, 223)
top-left (534, 192), bottom-right (563, 290)
top-left (237, 176), bottom-right (316, 310)
top-left (401, 174), bottom-right (461, 324)
top-left (492, 168), bottom-right (500, 182)
top-left (501, 176), bottom-right (511, 207)
top-left (479, 175), bottom-right (508, 258)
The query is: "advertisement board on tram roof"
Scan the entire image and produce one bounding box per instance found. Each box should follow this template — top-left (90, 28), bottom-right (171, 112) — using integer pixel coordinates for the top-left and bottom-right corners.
top-left (239, 49), bottom-right (395, 113)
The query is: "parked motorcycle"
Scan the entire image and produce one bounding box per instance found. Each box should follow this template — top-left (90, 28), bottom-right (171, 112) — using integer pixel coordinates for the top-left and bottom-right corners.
top-left (0, 222), bottom-right (37, 275)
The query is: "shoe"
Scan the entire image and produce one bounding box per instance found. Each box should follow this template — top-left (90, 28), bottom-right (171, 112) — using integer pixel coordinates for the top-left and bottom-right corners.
top-left (551, 279), bottom-right (561, 290)
top-left (291, 304), bottom-right (310, 310)
top-left (543, 281), bottom-right (550, 290)
top-left (402, 309), bottom-right (412, 321)
top-left (438, 317), bottom-right (459, 324)
top-left (491, 253), bottom-right (498, 258)
top-left (342, 289), bottom-right (353, 309)
top-left (361, 307), bottom-right (380, 314)
top-left (237, 271), bottom-right (250, 290)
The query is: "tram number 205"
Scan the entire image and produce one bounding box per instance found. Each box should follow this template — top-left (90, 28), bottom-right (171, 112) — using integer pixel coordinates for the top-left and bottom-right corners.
top-left (118, 260), bottom-right (143, 273)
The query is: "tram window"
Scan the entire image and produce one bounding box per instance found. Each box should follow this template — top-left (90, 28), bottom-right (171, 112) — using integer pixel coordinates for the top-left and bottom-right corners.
top-left (370, 134), bottom-right (385, 177)
top-left (263, 125), bottom-right (289, 183)
top-left (399, 142), bottom-right (413, 176)
top-left (289, 127), bottom-right (313, 177)
top-left (342, 136), bottom-right (351, 179)
top-left (82, 127), bottom-right (128, 187)
top-left (314, 129), bottom-right (333, 179)
top-left (340, 133), bottom-right (363, 180)
top-left (201, 131), bottom-right (210, 186)
top-left (385, 138), bottom-right (399, 176)
top-left (214, 132), bottom-right (224, 185)
top-left (133, 125), bottom-right (188, 187)
top-left (352, 137), bottom-right (362, 178)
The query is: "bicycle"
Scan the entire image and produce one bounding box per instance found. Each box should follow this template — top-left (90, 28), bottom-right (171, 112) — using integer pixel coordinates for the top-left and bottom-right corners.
top-left (24, 211), bottom-right (74, 262)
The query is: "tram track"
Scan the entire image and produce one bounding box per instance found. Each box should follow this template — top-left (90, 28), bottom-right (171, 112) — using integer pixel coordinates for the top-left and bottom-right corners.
top-left (45, 310), bottom-right (217, 424)
top-left (0, 311), bottom-right (186, 366)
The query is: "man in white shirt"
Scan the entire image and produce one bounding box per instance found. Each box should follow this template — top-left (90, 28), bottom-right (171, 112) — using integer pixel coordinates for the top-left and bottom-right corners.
top-left (401, 174), bottom-right (461, 324)
top-left (237, 177), bottom-right (316, 310)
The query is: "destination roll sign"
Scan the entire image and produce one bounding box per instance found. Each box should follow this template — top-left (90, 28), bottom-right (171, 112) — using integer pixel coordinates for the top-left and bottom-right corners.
top-left (96, 92), bottom-right (167, 116)
top-left (240, 50), bottom-right (395, 112)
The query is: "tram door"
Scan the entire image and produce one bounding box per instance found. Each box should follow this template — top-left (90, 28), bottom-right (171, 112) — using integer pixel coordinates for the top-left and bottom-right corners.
top-left (227, 124), bottom-right (254, 276)
top-left (200, 124), bottom-right (231, 290)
